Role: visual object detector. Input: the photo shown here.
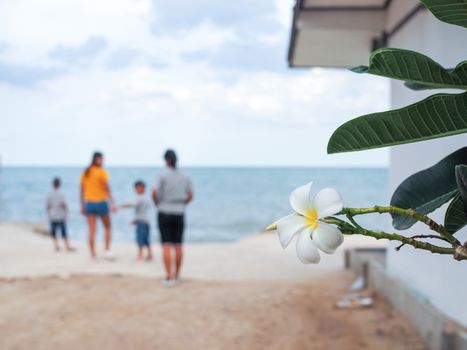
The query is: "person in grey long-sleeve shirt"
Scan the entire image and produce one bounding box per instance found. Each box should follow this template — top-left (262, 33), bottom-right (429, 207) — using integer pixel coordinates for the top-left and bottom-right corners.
top-left (152, 149), bottom-right (193, 285)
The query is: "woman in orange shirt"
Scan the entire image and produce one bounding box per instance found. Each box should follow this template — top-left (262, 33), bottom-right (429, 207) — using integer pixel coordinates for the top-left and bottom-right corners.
top-left (80, 152), bottom-right (116, 259)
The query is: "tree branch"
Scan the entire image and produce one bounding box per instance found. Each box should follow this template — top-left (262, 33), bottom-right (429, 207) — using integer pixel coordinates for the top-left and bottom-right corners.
top-left (322, 217), bottom-right (456, 256)
top-left (346, 213), bottom-right (364, 230)
top-left (395, 234), bottom-right (449, 251)
top-left (339, 206), bottom-right (461, 246)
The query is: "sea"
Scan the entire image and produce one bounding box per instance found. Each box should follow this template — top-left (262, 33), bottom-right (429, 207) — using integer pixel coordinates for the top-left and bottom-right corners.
top-left (0, 167), bottom-right (389, 243)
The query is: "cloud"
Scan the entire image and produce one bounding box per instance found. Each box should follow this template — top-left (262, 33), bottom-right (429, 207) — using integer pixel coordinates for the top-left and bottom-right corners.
top-left (209, 40), bottom-right (286, 71)
top-left (0, 41), bottom-right (7, 53)
top-left (0, 0), bottom-right (390, 167)
top-left (0, 62), bottom-right (64, 86)
top-left (0, 58), bottom-right (389, 166)
top-left (151, 0), bottom-right (274, 32)
top-left (49, 36), bottom-right (107, 65)
top-left (0, 0), bottom-right (153, 65)
top-left (180, 49), bottom-right (211, 63)
top-left (106, 48), bottom-right (141, 70)
top-left (152, 0), bottom-right (288, 72)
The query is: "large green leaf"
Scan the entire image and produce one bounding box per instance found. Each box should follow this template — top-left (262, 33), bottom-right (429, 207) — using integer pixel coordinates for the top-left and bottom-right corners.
top-left (352, 48), bottom-right (467, 90)
top-left (455, 164), bottom-right (467, 214)
top-left (327, 93), bottom-right (467, 154)
top-left (390, 147), bottom-right (467, 230)
top-left (404, 82), bottom-right (444, 91)
top-left (420, 0), bottom-right (467, 29)
top-left (444, 194), bottom-right (467, 234)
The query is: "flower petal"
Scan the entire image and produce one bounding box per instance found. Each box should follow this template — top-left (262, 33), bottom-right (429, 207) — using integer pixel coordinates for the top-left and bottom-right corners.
top-left (312, 223), bottom-right (344, 254)
top-left (312, 187), bottom-right (344, 218)
top-left (277, 214), bottom-right (308, 249)
top-left (265, 213), bottom-right (295, 231)
top-left (289, 181), bottom-right (313, 215)
top-left (296, 231), bottom-right (320, 264)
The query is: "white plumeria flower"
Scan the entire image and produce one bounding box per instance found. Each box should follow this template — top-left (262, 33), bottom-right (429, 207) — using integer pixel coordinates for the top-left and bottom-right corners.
top-left (270, 182), bottom-right (344, 264)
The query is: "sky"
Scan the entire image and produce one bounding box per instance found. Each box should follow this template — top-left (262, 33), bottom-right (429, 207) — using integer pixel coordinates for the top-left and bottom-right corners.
top-left (0, 0), bottom-right (390, 167)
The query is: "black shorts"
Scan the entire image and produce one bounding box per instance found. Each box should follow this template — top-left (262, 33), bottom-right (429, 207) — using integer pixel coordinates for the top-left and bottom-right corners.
top-left (50, 221), bottom-right (67, 239)
top-left (158, 213), bottom-right (184, 244)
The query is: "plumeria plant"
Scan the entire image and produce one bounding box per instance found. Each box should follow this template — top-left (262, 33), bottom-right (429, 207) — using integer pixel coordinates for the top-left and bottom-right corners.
top-left (268, 0), bottom-right (467, 263)
top-left (267, 180), bottom-right (467, 264)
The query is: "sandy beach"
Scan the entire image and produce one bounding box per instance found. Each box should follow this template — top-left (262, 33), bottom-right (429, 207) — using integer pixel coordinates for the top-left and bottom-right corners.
top-left (0, 222), bottom-right (387, 280)
top-left (0, 223), bottom-right (426, 349)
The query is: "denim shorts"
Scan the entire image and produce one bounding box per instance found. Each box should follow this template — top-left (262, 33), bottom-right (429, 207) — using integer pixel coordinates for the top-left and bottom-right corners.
top-left (50, 221), bottom-right (67, 238)
top-left (85, 201), bottom-right (109, 216)
top-left (136, 221), bottom-right (150, 247)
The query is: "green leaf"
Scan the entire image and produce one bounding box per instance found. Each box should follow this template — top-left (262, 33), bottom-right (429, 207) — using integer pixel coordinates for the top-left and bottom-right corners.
top-left (351, 48), bottom-right (467, 90)
top-left (455, 164), bottom-right (467, 214)
top-left (444, 194), bottom-right (467, 234)
top-left (390, 147), bottom-right (467, 230)
top-left (327, 93), bottom-right (467, 154)
top-left (420, 0), bottom-right (467, 29)
top-left (404, 82), bottom-right (440, 91)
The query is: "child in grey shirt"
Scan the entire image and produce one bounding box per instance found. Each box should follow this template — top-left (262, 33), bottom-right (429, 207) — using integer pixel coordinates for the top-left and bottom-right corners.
top-left (46, 178), bottom-right (74, 252)
top-left (120, 180), bottom-right (152, 261)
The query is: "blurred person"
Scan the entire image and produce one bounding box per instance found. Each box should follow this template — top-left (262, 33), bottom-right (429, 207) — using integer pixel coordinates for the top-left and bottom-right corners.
top-left (119, 180), bottom-right (152, 261)
top-left (80, 152), bottom-right (116, 259)
top-left (46, 177), bottom-right (74, 252)
top-left (152, 149), bottom-right (193, 286)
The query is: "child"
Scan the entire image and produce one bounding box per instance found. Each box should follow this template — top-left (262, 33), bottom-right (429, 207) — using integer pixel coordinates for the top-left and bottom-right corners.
top-left (46, 178), bottom-right (74, 252)
top-left (120, 180), bottom-right (152, 261)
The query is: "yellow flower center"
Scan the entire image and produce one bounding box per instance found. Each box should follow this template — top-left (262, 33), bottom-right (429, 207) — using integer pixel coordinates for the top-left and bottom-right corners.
top-left (305, 208), bottom-right (318, 230)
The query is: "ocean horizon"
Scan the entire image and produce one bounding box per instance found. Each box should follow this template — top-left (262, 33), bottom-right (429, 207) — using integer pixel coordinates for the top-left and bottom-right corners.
top-left (0, 166), bottom-right (389, 243)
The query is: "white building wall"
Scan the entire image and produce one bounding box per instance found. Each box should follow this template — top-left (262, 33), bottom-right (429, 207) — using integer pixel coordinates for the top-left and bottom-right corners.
top-left (386, 5), bottom-right (467, 326)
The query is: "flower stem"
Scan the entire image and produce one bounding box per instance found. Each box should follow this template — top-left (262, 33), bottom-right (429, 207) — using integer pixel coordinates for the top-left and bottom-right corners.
top-left (322, 217), bottom-right (455, 256)
top-left (395, 235), bottom-right (449, 251)
top-left (345, 214), bottom-right (364, 230)
top-left (339, 206), bottom-right (460, 246)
